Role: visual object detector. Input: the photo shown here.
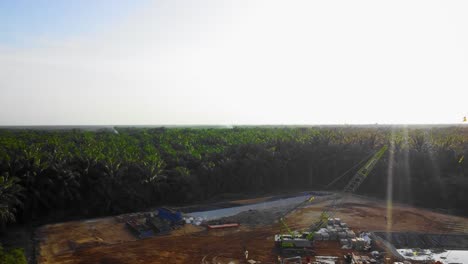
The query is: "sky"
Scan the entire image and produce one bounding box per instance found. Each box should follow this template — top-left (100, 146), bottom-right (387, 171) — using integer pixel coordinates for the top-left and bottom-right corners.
top-left (1, 0), bottom-right (467, 125)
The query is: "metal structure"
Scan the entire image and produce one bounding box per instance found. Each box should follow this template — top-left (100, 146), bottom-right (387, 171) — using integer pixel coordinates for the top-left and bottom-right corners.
top-left (275, 146), bottom-right (387, 256)
top-left (313, 145), bottom-right (388, 230)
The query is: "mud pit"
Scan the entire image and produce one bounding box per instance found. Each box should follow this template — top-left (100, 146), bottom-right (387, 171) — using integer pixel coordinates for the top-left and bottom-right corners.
top-left (37, 194), bottom-right (468, 264)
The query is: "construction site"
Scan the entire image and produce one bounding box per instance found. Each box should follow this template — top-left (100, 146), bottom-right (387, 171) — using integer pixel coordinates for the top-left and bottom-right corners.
top-left (35, 146), bottom-right (468, 264)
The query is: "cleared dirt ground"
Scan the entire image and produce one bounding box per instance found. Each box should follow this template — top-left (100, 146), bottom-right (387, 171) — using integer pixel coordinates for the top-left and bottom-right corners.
top-left (37, 194), bottom-right (468, 264)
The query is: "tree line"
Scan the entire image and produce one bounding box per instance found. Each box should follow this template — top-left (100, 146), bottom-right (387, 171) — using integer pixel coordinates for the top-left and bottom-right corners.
top-left (0, 126), bottom-right (467, 227)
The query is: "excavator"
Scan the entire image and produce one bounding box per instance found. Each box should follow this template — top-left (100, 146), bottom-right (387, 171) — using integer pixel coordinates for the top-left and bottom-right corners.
top-left (274, 145), bottom-right (388, 256)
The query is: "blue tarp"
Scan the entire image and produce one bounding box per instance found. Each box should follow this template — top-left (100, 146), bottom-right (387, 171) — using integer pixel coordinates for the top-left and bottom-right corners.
top-left (156, 208), bottom-right (183, 224)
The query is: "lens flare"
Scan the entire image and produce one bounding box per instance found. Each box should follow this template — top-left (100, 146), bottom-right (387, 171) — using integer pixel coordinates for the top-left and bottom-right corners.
top-left (402, 126), bottom-right (413, 204)
top-left (386, 129), bottom-right (396, 237)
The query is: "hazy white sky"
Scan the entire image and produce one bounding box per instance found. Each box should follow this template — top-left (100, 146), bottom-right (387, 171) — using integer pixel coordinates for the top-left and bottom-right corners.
top-left (1, 0), bottom-right (467, 125)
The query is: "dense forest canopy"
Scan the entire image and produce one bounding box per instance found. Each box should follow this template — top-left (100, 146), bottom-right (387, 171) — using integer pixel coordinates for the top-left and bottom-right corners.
top-left (0, 126), bottom-right (467, 227)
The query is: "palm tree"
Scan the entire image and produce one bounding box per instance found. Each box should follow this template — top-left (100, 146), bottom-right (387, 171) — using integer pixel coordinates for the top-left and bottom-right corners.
top-left (0, 173), bottom-right (23, 225)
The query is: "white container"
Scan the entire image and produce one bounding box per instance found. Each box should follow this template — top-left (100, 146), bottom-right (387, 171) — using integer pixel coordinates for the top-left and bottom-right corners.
top-left (319, 228), bottom-right (328, 233)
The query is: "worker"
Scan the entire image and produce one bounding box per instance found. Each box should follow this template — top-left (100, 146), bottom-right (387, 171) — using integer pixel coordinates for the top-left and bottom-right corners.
top-left (277, 256), bottom-right (282, 264)
top-left (244, 249), bottom-right (248, 260)
top-left (306, 256), bottom-right (311, 264)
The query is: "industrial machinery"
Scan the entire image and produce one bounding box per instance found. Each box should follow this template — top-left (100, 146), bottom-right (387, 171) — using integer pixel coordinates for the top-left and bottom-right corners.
top-left (274, 146), bottom-right (388, 256)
